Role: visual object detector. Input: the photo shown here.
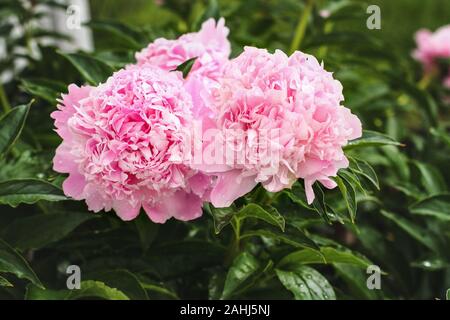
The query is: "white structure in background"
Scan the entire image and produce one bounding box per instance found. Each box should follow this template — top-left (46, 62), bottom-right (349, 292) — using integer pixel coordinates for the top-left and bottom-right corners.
top-left (42, 0), bottom-right (93, 52)
top-left (1, 0), bottom-right (93, 83)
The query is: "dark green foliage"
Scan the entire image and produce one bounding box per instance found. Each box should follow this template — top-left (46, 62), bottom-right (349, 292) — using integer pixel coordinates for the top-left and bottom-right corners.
top-left (0, 0), bottom-right (449, 300)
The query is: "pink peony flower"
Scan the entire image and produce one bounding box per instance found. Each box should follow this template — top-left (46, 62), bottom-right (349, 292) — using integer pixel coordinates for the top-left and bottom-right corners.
top-left (135, 18), bottom-right (230, 118)
top-left (51, 65), bottom-right (211, 223)
top-left (136, 18), bottom-right (230, 81)
top-left (413, 25), bottom-right (450, 86)
top-left (202, 47), bottom-right (362, 207)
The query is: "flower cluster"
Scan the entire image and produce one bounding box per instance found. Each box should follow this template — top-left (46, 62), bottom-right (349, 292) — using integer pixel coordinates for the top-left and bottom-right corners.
top-left (414, 25), bottom-right (450, 88)
top-left (53, 19), bottom-right (362, 223)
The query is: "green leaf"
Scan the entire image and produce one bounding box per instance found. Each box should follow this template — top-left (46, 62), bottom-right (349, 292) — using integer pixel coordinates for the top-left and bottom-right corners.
top-left (411, 258), bottom-right (449, 271)
top-left (206, 203), bottom-right (236, 234)
top-left (1, 212), bottom-right (94, 250)
top-left (241, 227), bottom-right (319, 251)
top-left (195, 0), bottom-right (220, 30)
top-left (430, 127), bottom-right (450, 148)
top-left (0, 238), bottom-right (42, 288)
top-left (20, 78), bottom-right (65, 103)
top-left (446, 289), bottom-right (450, 300)
top-left (344, 130), bottom-right (402, 150)
top-left (275, 266), bottom-right (335, 300)
top-left (333, 264), bottom-right (379, 300)
top-left (410, 194), bottom-right (450, 221)
top-left (221, 251), bottom-right (260, 299)
top-left (0, 102), bottom-right (31, 157)
top-left (236, 203), bottom-right (285, 231)
top-left (339, 169), bottom-right (365, 194)
top-left (86, 20), bottom-right (146, 49)
top-left (134, 213), bottom-right (159, 252)
top-left (172, 57), bottom-right (197, 79)
top-left (412, 161), bottom-right (447, 195)
top-left (350, 158), bottom-right (379, 190)
top-left (138, 277), bottom-right (179, 300)
top-left (278, 247), bottom-right (372, 269)
top-left (86, 270), bottom-right (148, 300)
top-left (146, 241), bottom-right (226, 278)
top-left (0, 275), bottom-right (12, 287)
top-left (335, 176), bottom-right (357, 223)
top-left (26, 280), bottom-right (129, 300)
top-left (0, 179), bottom-right (67, 207)
top-left (311, 183), bottom-right (331, 223)
top-left (58, 52), bottom-right (115, 85)
top-left (380, 210), bottom-right (440, 251)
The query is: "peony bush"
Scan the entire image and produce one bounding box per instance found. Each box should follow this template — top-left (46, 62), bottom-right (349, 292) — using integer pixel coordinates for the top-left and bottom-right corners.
top-left (0, 0), bottom-right (449, 301)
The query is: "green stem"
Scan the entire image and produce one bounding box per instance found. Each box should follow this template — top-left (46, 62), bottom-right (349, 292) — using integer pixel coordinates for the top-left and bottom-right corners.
top-left (0, 83), bottom-right (11, 113)
top-left (289, 0), bottom-right (314, 54)
top-left (317, 21), bottom-right (334, 59)
top-left (418, 71), bottom-right (435, 90)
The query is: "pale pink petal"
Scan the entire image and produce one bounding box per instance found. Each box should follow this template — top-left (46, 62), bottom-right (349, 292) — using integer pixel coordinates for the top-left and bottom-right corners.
top-left (113, 200), bottom-right (141, 221)
top-left (62, 172), bottom-right (86, 200)
top-left (53, 143), bottom-right (77, 173)
top-left (210, 170), bottom-right (258, 207)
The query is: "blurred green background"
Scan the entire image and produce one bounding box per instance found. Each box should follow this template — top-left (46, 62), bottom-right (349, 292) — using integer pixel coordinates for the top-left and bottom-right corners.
top-left (90, 0), bottom-right (450, 54)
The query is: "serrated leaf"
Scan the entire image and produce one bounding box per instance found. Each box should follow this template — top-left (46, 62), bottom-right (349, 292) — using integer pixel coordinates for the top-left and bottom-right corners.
top-left (0, 238), bottom-right (43, 288)
top-left (58, 52), bottom-right (114, 85)
top-left (0, 102), bottom-right (31, 157)
top-left (275, 266), bottom-right (335, 300)
top-left (0, 179), bottom-right (67, 207)
top-left (1, 212), bottom-right (94, 250)
top-left (409, 194), bottom-right (450, 221)
top-left (344, 130), bottom-right (402, 150)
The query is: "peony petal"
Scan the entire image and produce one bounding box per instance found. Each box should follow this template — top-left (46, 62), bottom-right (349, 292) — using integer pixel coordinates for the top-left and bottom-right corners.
top-left (113, 200), bottom-right (140, 221)
top-left (143, 202), bottom-right (171, 224)
top-left (53, 143), bottom-right (78, 173)
top-left (304, 179), bottom-right (315, 205)
top-left (210, 170), bottom-right (258, 207)
top-left (62, 171), bottom-right (86, 200)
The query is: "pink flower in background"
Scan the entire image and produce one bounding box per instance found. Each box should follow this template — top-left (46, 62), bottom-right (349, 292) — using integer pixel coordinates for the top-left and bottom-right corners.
top-left (202, 47), bottom-right (362, 207)
top-left (413, 25), bottom-right (450, 87)
top-left (52, 65), bottom-right (211, 223)
top-left (135, 18), bottom-right (230, 117)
